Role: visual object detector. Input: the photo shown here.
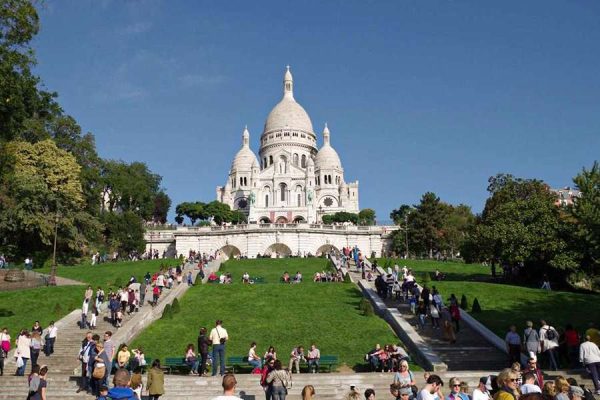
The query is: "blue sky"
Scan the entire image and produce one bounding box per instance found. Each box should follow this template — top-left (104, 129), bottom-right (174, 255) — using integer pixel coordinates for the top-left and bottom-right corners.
top-left (33, 1), bottom-right (600, 222)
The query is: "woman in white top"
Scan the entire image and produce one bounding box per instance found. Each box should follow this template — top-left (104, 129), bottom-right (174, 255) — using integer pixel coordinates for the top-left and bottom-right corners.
top-left (248, 342), bottom-right (262, 369)
top-left (15, 329), bottom-right (31, 376)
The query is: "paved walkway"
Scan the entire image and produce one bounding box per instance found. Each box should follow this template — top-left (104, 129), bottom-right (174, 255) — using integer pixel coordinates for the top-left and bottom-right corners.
top-left (345, 263), bottom-right (507, 371)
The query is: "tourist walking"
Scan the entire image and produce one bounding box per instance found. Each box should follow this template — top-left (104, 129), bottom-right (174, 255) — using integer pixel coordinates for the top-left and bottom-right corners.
top-left (267, 360), bottom-right (292, 400)
top-left (579, 335), bottom-right (600, 394)
top-left (564, 324), bottom-right (580, 368)
top-left (505, 325), bottom-right (521, 366)
top-left (520, 372), bottom-right (542, 394)
top-left (524, 321), bottom-right (540, 358)
top-left (29, 365), bottom-right (48, 400)
top-left (93, 342), bottom-right (110, 392)
top-left (30, 331), bottom-right (42, 368)
top-left (539, 320), bottom-right (560, 370)
top-left (393, 360), bottom-right (416, 398)
top-left (147, 359), bottom-right (165, 400)
top-left (523, 355), bottom-right (544, 387)
top-left (15, 329), bottom-right (31, 376)
top-left (261, 357), bottom-right (276, 400)
top-left (43, 321), bottom-right (57, 356)
top-left (209, 320), bottom-right (228, 376)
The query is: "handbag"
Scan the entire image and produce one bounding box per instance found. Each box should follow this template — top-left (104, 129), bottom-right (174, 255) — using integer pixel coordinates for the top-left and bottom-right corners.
top-left (93, 362), bottom-right (106, 379)
top-left (16, 355), bottom-right (24, 368)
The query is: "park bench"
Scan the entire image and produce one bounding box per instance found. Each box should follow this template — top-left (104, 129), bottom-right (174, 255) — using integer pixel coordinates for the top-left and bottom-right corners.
top-left (164, 357), bottom-right (191, 374)
top-left (302, 355), bottom-right (338, 372)
top-left (226, 356), bottom-right (255, 373)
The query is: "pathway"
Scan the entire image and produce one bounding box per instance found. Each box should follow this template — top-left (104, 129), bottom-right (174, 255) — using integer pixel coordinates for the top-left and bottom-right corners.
top-left (344, 261), bottom-right (507, 371)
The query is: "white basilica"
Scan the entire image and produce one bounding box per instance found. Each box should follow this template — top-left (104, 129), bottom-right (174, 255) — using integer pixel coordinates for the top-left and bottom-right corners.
top-left (216, 67), bottom-right (359, 224)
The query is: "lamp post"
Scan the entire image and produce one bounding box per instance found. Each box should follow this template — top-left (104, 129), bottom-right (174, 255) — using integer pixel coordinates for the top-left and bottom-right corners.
top-left (149, 230), bottom-right (154, 259)
top-left (404, 214), bottom-right (409, 259)
top-left (48, 211), bottom-right (60, 286)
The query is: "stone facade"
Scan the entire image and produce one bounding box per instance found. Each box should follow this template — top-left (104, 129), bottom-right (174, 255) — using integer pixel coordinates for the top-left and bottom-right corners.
top-left (216, 67), bottom-right (359, 224)
top-left (146, 224), bottom-right (398, 259)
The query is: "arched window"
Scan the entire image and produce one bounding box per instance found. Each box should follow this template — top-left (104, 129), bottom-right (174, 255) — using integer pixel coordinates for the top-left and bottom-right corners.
top-left (297, 193), bottom-right (301, 206)
top-left (240, 177), bottom-right (243, 186)
top-left (269, 155), bottom-right (273, 165)
top-left (265, 194), bottom-right (269, 207)
top-left (263, 158), bottom-right (267, 169)
top-left (279, 183), bottom-right (287, 202)
top-left (301, 155), bottom-right (307, 168)
top-left (244, 177), bottom-right (247, 186)
top-left (293, 153), bottom-right (299, 166)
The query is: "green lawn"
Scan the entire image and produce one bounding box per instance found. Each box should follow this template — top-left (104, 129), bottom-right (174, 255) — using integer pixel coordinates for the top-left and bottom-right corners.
top-left (37, 258), bottom-right (180, 287)
top-left (428, 281), bottom-right (600, 337)
top-left (0, 285), bottom-right (85, 335)
top-left (375, 258), bottom-right (490, 281)
top-left (132, 258), bottom-right (406, 371)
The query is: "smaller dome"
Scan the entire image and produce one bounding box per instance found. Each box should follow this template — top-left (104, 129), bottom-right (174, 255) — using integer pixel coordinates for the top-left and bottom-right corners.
top-left (315, 123), bottom-right (342, 170)
top-left (231, 127), bottom-right (259, 171)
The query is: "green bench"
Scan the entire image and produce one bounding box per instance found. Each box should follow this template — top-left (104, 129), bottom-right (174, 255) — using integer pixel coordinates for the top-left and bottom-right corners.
top-left (164, 357), bottom-right (191, 374)
top-left (302, 355), bottom-right (338, 373)
top-left (226, 356), bottom-right (255, 373)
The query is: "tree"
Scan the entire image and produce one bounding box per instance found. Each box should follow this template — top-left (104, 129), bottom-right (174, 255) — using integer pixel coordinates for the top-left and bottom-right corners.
top-left (467, 174), bottom-right (565, 279)
top-left (442, 204), bottom-right (475, 257)
top-left (570, 161), bottom-right (600, 274)
top-left (409, 192), bottom-right (449, 258)
top-left (205, 201), bottom-right (232, 225)
top-left (101, 160), bottom-right (162, 220)
top-left (358, 208), bottom-right (376, 226)
top-left (390, 204), bottom-right (413, 225)
top-left (322, 211), bottom-right (358, 225)
top-left (0, 139), bottom-right (93, 260)
top-left (101, 211), bottom-right (145, 255)
top-left (152, 191), bottom-right (171, 224)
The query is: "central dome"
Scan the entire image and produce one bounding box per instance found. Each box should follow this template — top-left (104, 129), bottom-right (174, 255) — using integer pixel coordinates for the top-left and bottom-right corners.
top-left (263, 66), bottom-right (314, 135)
top-left (264, 98), bottom-right (313, 134)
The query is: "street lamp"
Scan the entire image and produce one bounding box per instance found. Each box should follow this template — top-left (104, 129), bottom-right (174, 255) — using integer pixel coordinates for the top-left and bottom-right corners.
top-left (48, 211), bottom-right (60, 286)
top-left (404, 214), bottom-right (410, 259)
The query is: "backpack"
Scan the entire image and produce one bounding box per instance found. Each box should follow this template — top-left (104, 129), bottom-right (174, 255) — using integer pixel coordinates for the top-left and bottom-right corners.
top-left (546, 327), bottom-right (557, 341)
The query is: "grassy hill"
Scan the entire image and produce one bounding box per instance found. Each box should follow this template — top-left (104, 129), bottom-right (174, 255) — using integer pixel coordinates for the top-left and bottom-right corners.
top-left (131, 258), bottom-right (405, 371)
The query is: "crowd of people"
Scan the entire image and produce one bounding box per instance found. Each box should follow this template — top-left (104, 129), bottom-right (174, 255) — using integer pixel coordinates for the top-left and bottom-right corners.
top-left (0, 321), bottom-right (58, 377)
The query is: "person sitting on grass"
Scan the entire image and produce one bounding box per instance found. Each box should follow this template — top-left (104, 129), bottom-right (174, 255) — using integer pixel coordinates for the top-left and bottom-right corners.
top-left (313, 272), bottom-right (321, 282)
top-left (294, 271), bottom-right (302, 283)
top-left (108, 368), bottom-right (136, 400)
top-left (208, 271), bottom-right (218, 282)
top-left (242, 272), bottom-right (250, 284)
top-left (282, 271), bottom-right (290, 283)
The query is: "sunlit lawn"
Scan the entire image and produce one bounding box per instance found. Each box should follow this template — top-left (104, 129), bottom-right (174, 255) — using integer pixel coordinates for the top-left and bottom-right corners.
top-left (132, 258), bottom-right (411, 371)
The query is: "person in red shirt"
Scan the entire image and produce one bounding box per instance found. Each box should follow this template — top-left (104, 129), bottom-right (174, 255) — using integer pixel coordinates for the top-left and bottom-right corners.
top-left (564, 324), bottom-right (580, 368)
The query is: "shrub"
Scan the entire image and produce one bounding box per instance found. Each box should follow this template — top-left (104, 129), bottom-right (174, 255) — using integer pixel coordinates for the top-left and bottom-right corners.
top-left (460, 294), bottom-right (468, 310)
top-left (171, 298), bottom-right (181, 314)
top-left (359, 297), bottom-right (368, 312)
top-left (161, 304), bottom-right (173, 319)
top-left (363, 301), bottom-right (374, 316)
top-left (195, 273), bottom-right (203, 285)
top-left (53, 303), bottom-right (63, 317)
top-left (422, 272), bottom-right (431, 284)
top-left (472, 297), bottom-right (481, 313)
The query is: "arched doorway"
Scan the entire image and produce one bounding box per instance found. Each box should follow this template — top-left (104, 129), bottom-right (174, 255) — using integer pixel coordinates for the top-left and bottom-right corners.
top-left (293, 216), bottom-right (306, 223)
top-left (275, 216), bottom-right (288, 224)
top-left (264, 243), bottom-right (292, 258)
top-left (316, 244), bottom-right (341, 257)
top-left (218, 245), bottom-right (242, 260)
top-left (259, 217), bottom-right (272, 223)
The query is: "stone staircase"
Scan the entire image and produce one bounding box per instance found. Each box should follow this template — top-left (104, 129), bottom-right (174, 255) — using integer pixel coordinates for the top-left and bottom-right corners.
top-left (0, 370), bottom-right (596, 400)
top-left (345, 265), bottom-right (507, 371)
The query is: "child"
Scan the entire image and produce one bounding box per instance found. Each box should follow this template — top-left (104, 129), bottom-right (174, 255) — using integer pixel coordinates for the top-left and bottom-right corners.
top-left (97, 385), bottom-right (109, 400)
top-left (130, 366), bottom-right (143, 399)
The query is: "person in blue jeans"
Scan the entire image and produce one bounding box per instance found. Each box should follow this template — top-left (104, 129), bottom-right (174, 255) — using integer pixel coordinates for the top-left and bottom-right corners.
top-left (248, 342), bottom-right (262, 369)
top-left (209, 320), bottom-right (228, 376)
